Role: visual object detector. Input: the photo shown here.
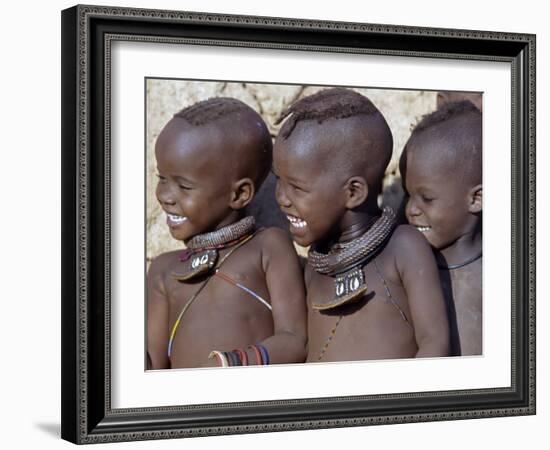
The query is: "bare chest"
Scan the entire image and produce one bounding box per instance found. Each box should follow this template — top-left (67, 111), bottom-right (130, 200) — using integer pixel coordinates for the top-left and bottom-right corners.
top-left (165, 259), bottom-right (273, 367)
top-left (166, 260), bottom-right (271, 323)
top-left (306, 262), bottom-right (416, 362)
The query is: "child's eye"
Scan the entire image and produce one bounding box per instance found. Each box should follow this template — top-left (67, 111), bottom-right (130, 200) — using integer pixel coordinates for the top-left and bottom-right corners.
top-left (178, 184), bottom-right (191, 191)
top-left (421, 195), bottom-right (434, 203)
top-left (156, 173), bottom-right (166, 182)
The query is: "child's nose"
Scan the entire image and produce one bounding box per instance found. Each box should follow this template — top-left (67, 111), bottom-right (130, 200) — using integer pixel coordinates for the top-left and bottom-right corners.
top-left (406, 199), bottom-right (421, 217)
top-left (156, 183), bottom-right (176, 206)
top-left (275, 180), bottom-right (291, 208)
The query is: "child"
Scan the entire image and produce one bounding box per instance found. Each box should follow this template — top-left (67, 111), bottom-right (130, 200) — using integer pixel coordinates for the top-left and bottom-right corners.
top-left (272, 88), bottom-right (450, 362)
top-left (400, 100), bottom-right (482, 356)
top-left (147, 97), bottom-right (307, 369)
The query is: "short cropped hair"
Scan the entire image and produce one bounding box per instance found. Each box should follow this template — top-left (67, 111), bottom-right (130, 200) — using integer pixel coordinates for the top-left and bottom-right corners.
top-left (175, 97), bottom-right (252, 126)
top-left (276, 87), bottom-right (380, 139)
top-left (276, 88), bottom-right (393, 196)
top-left (173, 97), bottom-right (273, 186)
top-left (413, 100), bottom-right (480, 134)
top-left (404, 100), bottom-right (482, 186)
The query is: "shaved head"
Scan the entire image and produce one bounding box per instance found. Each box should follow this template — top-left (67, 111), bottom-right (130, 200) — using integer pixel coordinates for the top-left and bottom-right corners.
top-left (162, 97), bottom-right (273, 187)
top-left (276, 88), bottom-right (393, 197)
top-left (402, 101), bottom-right (482, 187)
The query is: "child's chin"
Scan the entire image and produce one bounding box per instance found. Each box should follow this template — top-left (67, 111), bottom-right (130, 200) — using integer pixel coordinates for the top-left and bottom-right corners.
top-left (424, 234), bottom-right (441, 249)
top-left (291, 233), bottom-right (313, 248)
top-left (168, 228), bottom-right (190, 242)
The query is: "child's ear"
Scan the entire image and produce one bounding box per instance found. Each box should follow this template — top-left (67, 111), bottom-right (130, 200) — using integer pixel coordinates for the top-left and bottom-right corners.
top-left (344, 176), bottom-right (368, 209)
top-left (230, 178), bottom-right (255, 209)
top-left (468, 184), bottom-right (482, 213)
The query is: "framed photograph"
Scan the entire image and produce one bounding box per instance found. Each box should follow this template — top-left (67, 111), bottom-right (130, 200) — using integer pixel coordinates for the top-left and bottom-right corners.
top-left (61, 4), bottom-right (535, 444)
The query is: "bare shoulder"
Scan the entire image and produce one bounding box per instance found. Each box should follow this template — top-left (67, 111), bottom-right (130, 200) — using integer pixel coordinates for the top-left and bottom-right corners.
top-left (256, 227), bottom-right (295, 253)
top-left (387, 224), bottom-right (434, 267)
top-left (257, 227), bottom-right (292, 244)
top-left (388, 224), bottom-right (431, 254)
top-left (148, 250), bottom-right (181, 277)
top-left (255, 227), bottom-right (302, 274)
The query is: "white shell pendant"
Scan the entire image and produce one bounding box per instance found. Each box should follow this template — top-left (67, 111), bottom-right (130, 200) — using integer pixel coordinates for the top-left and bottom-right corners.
top-left (171, 249), bottom-right (218, 281)
top-left (313, 266), bottom-right (368, 310)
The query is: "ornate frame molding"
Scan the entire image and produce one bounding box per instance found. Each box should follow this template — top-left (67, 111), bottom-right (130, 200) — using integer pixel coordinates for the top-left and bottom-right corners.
top-left (61, 5), bottom-right (535, 444)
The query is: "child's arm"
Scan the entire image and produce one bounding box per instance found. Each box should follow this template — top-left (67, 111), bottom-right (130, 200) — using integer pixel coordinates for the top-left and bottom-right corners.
top-left (394, 226), bottom-right (450, 357)
top-left (147, 255), bottom-right (171, 369)
top-left (254, 228), bottom-right (308, 364)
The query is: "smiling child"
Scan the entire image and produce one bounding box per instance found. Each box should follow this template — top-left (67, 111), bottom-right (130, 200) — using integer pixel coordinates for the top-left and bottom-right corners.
top-left (273, 88), bottom-right (450, 362)
top-left (400, 100), bottom-right (482, 356)
top-left (147, 97), bottom-right (307, 369)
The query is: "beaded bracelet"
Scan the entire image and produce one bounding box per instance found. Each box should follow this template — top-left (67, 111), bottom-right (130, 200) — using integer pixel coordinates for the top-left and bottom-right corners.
top-left (247, 345), bottom-right (263, 365)
top-left (226, 350), bottom-right (241, 367)
top-left (208, 350), bottom-right (228, 367)
top-left (234, 348), bottom-right (248, 366)
top-left (210, 347), bottom-right (269, 367)
top-left (256, 344), bottom-right (270, 365)
top-left (210, 349), bottom-right (254, 367)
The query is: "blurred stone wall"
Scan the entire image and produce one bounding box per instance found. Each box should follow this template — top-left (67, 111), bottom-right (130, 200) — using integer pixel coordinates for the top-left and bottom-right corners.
top-left (146, 79), bottom-right (438, 261)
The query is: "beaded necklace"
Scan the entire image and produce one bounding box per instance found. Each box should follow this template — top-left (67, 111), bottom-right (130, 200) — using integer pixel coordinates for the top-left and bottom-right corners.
top-left (308, 207), bottom-right (396, 310)
top-left (308, 207), bottom-right (396, 276)
top-left (186, 216), bottom-right (255, 250)
top-left (171, 216), bottom-right (255, 282)
top-left (438, 251), bottom-right (482, 270)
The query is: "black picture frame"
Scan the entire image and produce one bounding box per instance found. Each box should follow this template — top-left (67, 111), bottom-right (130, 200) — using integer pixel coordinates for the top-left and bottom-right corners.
top-left (61, 4), bottom-right (536, 444)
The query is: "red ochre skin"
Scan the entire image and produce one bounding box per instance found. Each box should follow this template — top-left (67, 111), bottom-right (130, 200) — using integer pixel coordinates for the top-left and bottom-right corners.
top-left (273, 114), bottom-right (450, 363)
top-left (147, 112), bottom-right (307, 369)
top-left (401, 109), bottom-right (482, 357)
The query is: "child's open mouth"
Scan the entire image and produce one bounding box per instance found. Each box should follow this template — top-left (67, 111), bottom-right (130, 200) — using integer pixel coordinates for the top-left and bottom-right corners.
top-left (414, 225), bottom-right (431, 233)
top-left (286, 214), bottom-right (307, 229)
top-left (166, 213), bottom-right (187, 226)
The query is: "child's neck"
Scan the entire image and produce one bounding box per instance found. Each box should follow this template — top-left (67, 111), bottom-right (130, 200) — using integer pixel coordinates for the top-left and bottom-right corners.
top-left (336, 207), bottom-right (381, 245)
top-left (437, 229), bottom-right (482, 268)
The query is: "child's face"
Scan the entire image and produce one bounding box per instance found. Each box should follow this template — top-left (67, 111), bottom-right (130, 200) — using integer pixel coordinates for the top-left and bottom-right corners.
top-left (155, 120), bottom-right (234, 242)
top-left (273, 128), bottom-right (348, 247)
top-left (403, 146), bottom-right (474, 251)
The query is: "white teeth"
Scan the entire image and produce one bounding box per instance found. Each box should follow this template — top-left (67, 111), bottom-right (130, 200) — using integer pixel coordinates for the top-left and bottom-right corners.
top-left (167, 213), bottom-right (187, 224)
top-left (415, 226), bottom-right (431, 232)
top-left (286, 215), bottom-right (307, 228)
